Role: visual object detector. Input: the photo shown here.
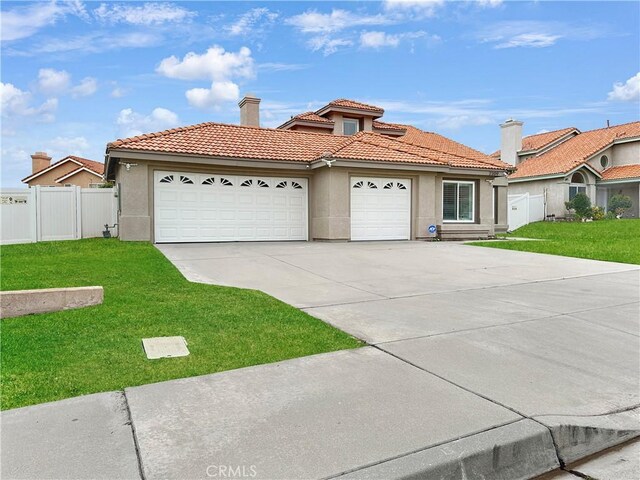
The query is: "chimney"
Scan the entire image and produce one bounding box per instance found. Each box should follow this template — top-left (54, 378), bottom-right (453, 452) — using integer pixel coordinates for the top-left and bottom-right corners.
top-left (31, 151), bottom-right (51, 174)
top-left (500, 119), bottom-right (523, 166)
top-left (238, 94), bottom-right (260, 127)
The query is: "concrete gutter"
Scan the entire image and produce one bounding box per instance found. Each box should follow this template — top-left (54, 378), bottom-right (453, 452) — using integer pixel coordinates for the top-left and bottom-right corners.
top-left (0, 286), bottom-right (103, 319)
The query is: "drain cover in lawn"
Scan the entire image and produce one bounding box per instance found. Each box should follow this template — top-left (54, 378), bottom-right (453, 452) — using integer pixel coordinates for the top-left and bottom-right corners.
top-left (142, 336), bottom-right (189, 359)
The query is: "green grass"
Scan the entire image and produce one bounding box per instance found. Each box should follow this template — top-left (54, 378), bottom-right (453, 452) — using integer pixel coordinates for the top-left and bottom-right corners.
top-left (471, 219), bottom-right (640, 264)
top-left (0, 239), bottom-right (361, 410)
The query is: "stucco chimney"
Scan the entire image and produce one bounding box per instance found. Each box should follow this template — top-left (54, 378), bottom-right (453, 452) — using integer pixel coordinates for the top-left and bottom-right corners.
top-left (500, 119), bottom-right (523, 166)
top-left (238, 94), bottom-right (260, 127)
top-left (31, 151), bottom-right (51, 173)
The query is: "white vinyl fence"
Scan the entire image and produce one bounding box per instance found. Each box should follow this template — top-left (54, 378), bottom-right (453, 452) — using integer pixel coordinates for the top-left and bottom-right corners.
top-left (508, 193), bottom-right (545, 231)
top-left (1, 186), bottom-right (118, 245)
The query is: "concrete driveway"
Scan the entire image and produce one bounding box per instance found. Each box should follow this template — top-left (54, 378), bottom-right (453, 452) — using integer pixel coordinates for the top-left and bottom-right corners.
top-left (4, 242), bottom-right (638, 480)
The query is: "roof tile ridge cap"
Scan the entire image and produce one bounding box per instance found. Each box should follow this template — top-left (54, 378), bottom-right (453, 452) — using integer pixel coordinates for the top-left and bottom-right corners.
top-left (397, 133), bottom-right (502, 167)
top-left (326, 98), bottom-right (384, 111)
top-left (523, 126), bottom-right (580, 140)
top-left (581, 120), bottom-right (640, 135)
top-left (356, 132), bottom-right (444, 164)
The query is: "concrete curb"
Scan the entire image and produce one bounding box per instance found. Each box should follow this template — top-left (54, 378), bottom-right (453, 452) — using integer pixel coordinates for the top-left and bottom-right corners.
top-left (333, 419), bottom-right (559, 479)
top-left (534, 406), bottom-right (640, 465)
top-left (0, 286), bottom-right (103, 319)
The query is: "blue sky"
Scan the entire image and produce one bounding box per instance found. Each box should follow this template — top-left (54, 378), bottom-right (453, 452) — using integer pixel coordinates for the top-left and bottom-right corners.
top-left (2, 0), bottom-right (639, 187)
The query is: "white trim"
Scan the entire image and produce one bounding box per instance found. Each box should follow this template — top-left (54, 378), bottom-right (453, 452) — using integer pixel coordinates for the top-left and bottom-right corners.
top-left (22, 157), bottom-right (84, 183)
top-left (598, 177), bottom-right (640, 185)
top-left (55, 167), bottom-right (103, 183)
top-left (442, 180), bottom-right (475, 223)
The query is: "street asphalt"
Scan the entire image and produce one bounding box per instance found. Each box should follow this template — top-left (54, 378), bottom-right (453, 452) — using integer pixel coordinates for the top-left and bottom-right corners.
top-left (2, 241), bottom-right (639, 479)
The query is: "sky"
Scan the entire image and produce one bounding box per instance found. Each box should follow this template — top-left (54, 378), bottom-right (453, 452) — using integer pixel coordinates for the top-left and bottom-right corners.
top-left (1, 0), bottom-right (639, 187)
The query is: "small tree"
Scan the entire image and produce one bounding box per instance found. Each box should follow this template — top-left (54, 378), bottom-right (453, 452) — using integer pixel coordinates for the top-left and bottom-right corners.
top-left (608, 194), bottom-right (633, 218)
top-left (565, 192), bottom-right (592, 219)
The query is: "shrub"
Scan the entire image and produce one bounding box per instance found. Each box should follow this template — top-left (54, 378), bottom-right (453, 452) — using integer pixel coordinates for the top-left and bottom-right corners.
top-left (608, 194), bottom-right (633, 217)
top-left (565, 193), bottom-right (592, 219)
top-left (591, 206), bottom-right (605, 220)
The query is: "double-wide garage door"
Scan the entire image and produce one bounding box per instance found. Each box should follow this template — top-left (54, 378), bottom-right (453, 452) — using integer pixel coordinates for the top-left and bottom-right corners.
top-left (154, 171), bottom-right (308, 243)
top-left (350, 177), bottom-right (411, 240)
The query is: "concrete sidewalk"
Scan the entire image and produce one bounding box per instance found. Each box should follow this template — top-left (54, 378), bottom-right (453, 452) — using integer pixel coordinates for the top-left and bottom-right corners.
top-left (2, 242), bottom-right (639, 479)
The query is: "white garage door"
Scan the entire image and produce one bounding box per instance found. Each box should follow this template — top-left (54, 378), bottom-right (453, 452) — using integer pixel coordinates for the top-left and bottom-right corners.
top-left (154, 171), bottom-right (308, 243)
top-left (350, 177), bottom-right (411, 241)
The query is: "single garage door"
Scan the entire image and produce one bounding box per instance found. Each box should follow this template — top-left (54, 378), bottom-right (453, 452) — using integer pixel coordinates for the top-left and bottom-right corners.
top-left (350, 177), bottom-right (411, 241)
top-left (154, 171), bottom-right (308, 243)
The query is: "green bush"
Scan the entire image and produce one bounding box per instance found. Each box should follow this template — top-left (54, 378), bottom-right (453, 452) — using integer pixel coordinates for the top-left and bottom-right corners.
top-left (591, 206), bottom-right (605, 220)
top-left (565, 193), bottom-right (592, 219)
top-left (608, 194), bottom-right (633, 217)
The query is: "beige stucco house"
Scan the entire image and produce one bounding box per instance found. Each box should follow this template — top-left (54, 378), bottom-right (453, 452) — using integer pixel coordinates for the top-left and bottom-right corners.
top-left (495, 120), bottom-right (640, 218)
top-left (22, 152), bottom-right (105, 188)
top-left (104, 97), bottom-right (512, 243)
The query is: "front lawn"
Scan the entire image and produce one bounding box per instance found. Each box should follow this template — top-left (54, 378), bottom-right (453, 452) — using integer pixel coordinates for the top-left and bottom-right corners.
top-left (0, 240), bottom-right (361, 410)
top-left (471, 219), bottom-right (640, 264)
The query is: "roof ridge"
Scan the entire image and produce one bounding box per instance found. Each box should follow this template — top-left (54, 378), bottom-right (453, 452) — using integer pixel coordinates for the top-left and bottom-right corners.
top-left (109, 120), bottom-right (353, 148)
top-left (522, 126), bottom-right (578, 140)
top-left (578, 120), bottom-right (640, 135)
top-left (398, 127), bottom-right (507, 169)
top-left (356, 132), bottom-right (446, 165)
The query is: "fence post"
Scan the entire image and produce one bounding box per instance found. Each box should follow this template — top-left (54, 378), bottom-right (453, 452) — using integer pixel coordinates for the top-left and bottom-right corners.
top-left (34, 185), bottom-right (42, 241)
top-left (75, 186), bottom-right (83, 240)
top-left (28, 188), bottom-right (37, 243)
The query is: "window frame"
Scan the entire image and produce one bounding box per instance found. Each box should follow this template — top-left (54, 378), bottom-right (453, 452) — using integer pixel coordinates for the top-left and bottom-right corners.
top-left (568, 171), bottom-right (587, 201)
top-left (442, 180), bottom-right (476, 223)
top-left (342, 118), bottom-right (359, 136)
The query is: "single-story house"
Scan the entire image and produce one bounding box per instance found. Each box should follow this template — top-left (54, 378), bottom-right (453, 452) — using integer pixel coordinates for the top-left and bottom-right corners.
top-left (22, 152), bottom-right (105, 188)
top-left (494, 120), bottom-right (640, 218)
top-left (104, 96), bottom-right (512, 243)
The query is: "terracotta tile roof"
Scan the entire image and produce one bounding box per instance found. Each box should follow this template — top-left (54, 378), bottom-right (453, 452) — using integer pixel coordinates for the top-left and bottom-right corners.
top-left (108, 121), bottom-right (511, 172)
top-left (372, 120), bottom-right (407, 131)
top-left (510, 121), bottom-right (640, 179)
top-left (68, 156), bottom-right (104, 175)
top-left (324, 99), bottom-right (384, 115)
top-left (290, 111), bottom-right (334, 124)
top-left (399, 126), bottom-right (511, 170)
top-left (54, 166), bottom-right (103, 182)
top-left (490, 127), bottom-right (579, 157)
top-left (22, 155), bottom-right (104, 182)
top-left (601, 164), bottom-right (640, 181)
top-left (109, 122), bottom-right (347, 162)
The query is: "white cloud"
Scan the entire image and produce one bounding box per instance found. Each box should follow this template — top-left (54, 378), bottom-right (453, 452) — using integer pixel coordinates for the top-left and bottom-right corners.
top-left (37, 69), bottom-right (97, 99)
top-left (48, 135), bottom-right (90, 153)
top-left (286, 9), bottom-right (392, 34)
top-left (1, 82), bottom-right (58, 122)
top-left (382, 0), bottom-right (444, 18)
top-left (360, 30), bottom-right (435, 49)
top-left (608, 73), bottom-right (640, 102)
top-left (93, 2), bottom-right (196, 25)
top-left (436, 115), bottom-right (494, 130)
top-left (475, 0), bottom-right (503, 7)
top-left (307, 36), bottom-right (353, 56)
top-left (1, 0), bottom-right (87, 42)
top-left (257, 63), bottom-right (310, 72)
top-left (226, 8), bottom-right (278, 36)
top-left (478, 21), bottom-right (605, 49)
top-left (71, 77), bottom-right (98, 98)
top-left (157, 45), bottom-right (254, 82)
top-left (38, 68), bottom-right (71, 95)
top-left (111, 87), bottom-right (127, 98)
top-left (185, 81), bottom-right (240, 110)
top-left (116, 107), bottom-right (180, 137)
top-left (495, 33), bottom-right (561, 49)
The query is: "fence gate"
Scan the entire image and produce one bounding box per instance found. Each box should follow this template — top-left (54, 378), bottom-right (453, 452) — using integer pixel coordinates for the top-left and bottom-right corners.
top-left (0, 187), bottom-right (118, 245)
top-left (508, 193), bottom-right (545, 231)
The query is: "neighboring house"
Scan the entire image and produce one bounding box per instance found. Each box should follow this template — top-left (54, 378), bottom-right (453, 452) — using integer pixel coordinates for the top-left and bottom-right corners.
top-left (494, 120), bottom-right (640, 218)
top-left (104, 96), bottom-right (512, 243)
top-left (22, 152), bottom-right (106, 188)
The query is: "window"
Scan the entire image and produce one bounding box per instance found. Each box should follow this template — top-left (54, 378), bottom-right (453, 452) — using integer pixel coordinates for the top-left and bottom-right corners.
top-left (343, 119), bottom-right (359, 136)
top-left (569, 171), bottom-right (586, 200)
top-left (443, 181), bottom-right (475, 222)
top-left (600, 155), bottom-right (609, 168)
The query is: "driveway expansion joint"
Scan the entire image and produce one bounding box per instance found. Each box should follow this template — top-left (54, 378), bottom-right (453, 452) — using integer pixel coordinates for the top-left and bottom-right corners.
top-left (123, 389), bottom-right (147, 480)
